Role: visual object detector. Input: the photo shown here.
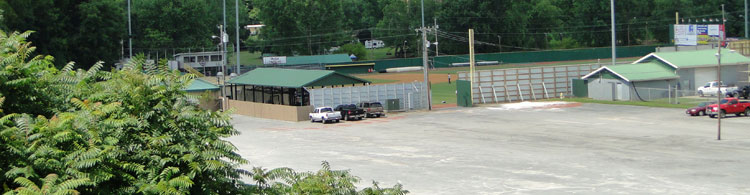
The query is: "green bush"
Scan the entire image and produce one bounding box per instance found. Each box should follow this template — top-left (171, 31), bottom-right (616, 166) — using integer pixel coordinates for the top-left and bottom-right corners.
top-left (337, 43), bottom-right (368, 61)
top-left (0, 30), bottom-right (406, 194)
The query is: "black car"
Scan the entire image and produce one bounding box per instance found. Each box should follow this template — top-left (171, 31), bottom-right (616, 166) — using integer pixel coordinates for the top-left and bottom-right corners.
top-left (334, 104), bottom-right (365, 121)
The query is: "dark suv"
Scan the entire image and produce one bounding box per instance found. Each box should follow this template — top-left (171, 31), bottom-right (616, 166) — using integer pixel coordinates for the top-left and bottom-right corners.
top-left (334, 104), bottom-right (365, 120)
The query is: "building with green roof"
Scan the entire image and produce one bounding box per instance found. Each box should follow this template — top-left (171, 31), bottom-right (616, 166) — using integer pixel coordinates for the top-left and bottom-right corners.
top-left (633, 49), bottom-right (750, 89)
top-left (183, 78), bottom-right (221, 111)
top-left (226, 68), bottom-right (370, 106)
top-left (582, 49), bottom-right (750, 101)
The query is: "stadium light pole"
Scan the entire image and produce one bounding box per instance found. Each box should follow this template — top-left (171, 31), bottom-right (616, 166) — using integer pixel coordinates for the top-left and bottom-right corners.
top-left (717, 4), bottom-right (725, 141)
top-left (235, 0), bottom-right (241, 75)
top-left (128, 0), bottom-right (132, 58)
top-left (611, 0), bottom-right (616, 66)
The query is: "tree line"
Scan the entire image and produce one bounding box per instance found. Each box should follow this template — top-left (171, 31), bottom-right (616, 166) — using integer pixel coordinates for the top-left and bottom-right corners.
top-left (251, 0), bottom-right (746, 57)
top-left (0, 0), bottom-right (744, 68)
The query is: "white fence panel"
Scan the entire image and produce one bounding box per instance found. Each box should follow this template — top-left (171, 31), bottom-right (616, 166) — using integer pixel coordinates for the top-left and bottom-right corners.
top-left (308, 82), bottom-right (426, 110)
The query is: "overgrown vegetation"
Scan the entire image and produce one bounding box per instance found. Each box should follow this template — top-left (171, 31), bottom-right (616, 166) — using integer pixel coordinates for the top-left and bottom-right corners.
top-left (0, 30), bottom-right (407, 194)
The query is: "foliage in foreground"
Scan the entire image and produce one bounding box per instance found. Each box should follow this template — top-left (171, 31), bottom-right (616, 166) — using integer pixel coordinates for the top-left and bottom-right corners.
top-left (0, 30), bottom-right (406, 194)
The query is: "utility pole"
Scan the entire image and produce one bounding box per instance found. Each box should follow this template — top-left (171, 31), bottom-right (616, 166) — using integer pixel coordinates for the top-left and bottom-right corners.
top-left (469, 29), bottom-right (475, 103)
top-left (420, 0), bottom-right (432, 110)
top-left (434, 18), bottom-right (439, 57)
top-left (223, 0), bottom-right (227, 76)
top-left (746, 0), bottom-right (748, 38)
top-left (718, 4), bottom-right (725, 140)
top-left (235, 0), bottom-right (241, 75)
top-left (128, 0), bottom-right (132, 58)
top-left (611, 0), bottom-right (616, 66)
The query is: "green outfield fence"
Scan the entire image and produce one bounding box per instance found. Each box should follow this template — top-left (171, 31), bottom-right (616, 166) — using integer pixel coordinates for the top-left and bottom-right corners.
top-left (358, 45), bottom-right (658, 72)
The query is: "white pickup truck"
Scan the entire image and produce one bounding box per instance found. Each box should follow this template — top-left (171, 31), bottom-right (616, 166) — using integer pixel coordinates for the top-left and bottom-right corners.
top-left (309, 107), bottom-right (342, 123)
top-left (697, 81), bottom-right (737, 97)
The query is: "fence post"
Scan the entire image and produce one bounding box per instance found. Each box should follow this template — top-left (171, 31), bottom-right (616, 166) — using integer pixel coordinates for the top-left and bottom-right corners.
top-left (376, 84), bottom-right (380, 102)
top-left (542, 82), bottom-right (549, 99)
top-left (504, 85), bottom-right (510, 102)
top-left (407, 93), bottom-right (412, 110)
top-left (517, 83), bottom-right (524, 101)
top-left (479, 87), bottom-right (486, 104)
top-left (322, 88), bottom-right (325, 106)
top-left (492, 86), bottom-right (499, 103)
top-left (668, 83), bottom-right (671, 104)
top-left (530, 83), bottom-right (536, 100)
top-left (675, 86), bottom-right (680, 104)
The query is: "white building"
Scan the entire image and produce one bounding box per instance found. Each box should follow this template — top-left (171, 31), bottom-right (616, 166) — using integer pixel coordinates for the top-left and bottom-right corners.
top-left (173, 51), bottom-right (224, 76)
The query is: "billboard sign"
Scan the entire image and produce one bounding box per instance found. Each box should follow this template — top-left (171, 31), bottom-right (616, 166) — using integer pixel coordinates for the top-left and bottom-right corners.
top-left (263, 56), bottom-right (287, 65)
top-left (674, 24), bottom-right (724, 46)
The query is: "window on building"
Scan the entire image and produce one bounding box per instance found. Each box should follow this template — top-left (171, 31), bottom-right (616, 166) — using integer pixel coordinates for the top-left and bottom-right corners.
top-left (197, 56), bottom-right (209, 62)
top-left (211, 55), bottom-right (222, 61)
top-left (184, 56), bottom-right (196, 62)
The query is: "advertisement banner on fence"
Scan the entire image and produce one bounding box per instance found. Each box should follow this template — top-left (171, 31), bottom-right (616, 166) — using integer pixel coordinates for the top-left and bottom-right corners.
top-left (263, 56), bottom-right (287, 65)
top-left (674, 24), bottom-right (724, 46)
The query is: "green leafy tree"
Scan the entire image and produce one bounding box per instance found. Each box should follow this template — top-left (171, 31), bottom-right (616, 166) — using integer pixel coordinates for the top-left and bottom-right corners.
top-left (4, 174), bottom-right (91, 195)
top-left (1, 30), bottom-right (407, 194)
top-left (0, 0), bottom-right (124, 68)
top-left (337, 43), bottom-right (368, 60)
top-left (251, 0), bottom-right (348, 56)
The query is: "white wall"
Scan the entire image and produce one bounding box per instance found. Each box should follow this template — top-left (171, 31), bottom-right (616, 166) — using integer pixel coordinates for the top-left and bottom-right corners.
top-left (588, 78), bottom-right (630, 101)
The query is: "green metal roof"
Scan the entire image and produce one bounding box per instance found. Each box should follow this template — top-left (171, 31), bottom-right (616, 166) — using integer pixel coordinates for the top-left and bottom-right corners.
top-left (282, 54), bottom-right (352, 66)
top-left (226, 68), bottom-right (369, 88)
top-left (184, 78), bottom-right (220, 92)
top-left (634, 49), bottom-right (750, 68)
top-left (582, 62), bottom-right (679, 82)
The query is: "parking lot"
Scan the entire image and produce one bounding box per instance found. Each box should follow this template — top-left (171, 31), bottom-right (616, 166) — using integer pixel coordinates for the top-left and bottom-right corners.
top-left (227, 102), bottom-right (750, 194)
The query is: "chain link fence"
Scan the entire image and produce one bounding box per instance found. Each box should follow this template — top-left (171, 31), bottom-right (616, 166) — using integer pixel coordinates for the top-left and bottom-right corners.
top-left (307, 82), bottom-right (427, 111)
top-left (635, 87), bottom-right (718, 105)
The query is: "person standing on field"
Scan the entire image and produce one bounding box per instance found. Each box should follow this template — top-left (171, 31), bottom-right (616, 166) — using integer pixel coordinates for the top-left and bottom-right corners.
top-left (448, 74), bottom-right (451, 84)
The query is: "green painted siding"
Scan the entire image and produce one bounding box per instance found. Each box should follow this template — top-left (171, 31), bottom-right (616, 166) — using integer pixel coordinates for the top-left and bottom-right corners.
top-left (456, 80), bottom-right (472, 107)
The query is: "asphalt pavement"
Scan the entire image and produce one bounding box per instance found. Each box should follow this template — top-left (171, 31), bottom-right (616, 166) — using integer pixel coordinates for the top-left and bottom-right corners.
top-left (227, 102), bottom-right (750, 194)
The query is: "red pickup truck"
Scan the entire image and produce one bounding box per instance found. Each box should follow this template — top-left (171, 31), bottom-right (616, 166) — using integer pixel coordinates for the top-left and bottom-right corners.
top-left (706, 97), bottom-right (750, 118)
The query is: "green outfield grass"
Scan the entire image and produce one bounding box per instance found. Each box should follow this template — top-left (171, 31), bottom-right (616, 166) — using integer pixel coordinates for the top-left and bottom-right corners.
top-left (431, 82), bottom-right (456, 105)
top-left (228, 51), bottom-right (263, 66)
top-left (366, 47), bottom-right (396, 60)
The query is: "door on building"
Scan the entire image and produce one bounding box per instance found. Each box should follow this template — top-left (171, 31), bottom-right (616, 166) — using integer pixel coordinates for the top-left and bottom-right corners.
top-left (610, 82), bottom-right (617, 101)
top-left (695, 67), bottom-right (717, 89)
top-left (616, 82), bottom-right (625, 100)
